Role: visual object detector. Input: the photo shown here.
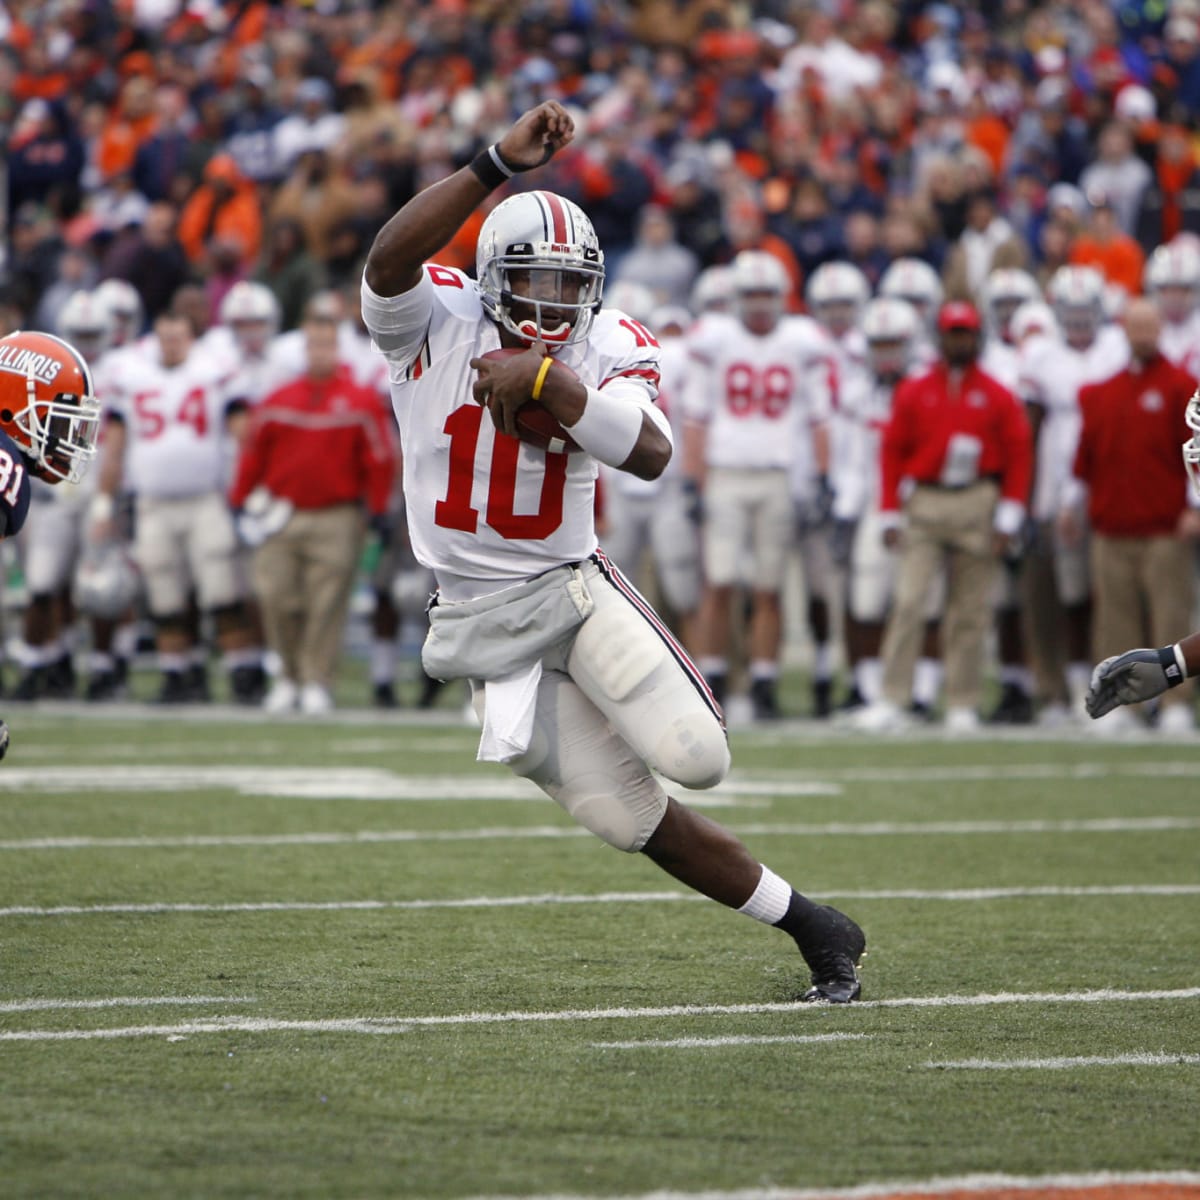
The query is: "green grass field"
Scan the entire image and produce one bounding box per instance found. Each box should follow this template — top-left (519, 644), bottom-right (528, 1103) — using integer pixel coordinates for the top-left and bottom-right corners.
top-left (1, 707), bottom-right (1198, 1199)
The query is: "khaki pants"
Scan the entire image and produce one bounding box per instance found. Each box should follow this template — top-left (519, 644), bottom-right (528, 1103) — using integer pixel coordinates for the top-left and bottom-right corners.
top-left (882, 482), bottom-right (999, 711)
top-left (1092, 533), bottom-right (1196, 710)
top-left (253, 505), bottom-right (365, 688)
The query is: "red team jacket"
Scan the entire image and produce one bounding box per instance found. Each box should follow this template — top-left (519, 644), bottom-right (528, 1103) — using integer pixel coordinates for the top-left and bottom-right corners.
top-left (879, 361), bottom-right (1033, 516)
top-left (1074, 353), bottom-right (1197, 538)
top-left (229, 367), bottom-right (396, 515)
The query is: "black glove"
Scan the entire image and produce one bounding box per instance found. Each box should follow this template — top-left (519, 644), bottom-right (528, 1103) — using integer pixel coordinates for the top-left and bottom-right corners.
top-left (829, 518), bottom-right (856, 567)
top-left (681, 478), bottom-right (704, 526)
top-left (1085, 646), bottom-right (1185, 718)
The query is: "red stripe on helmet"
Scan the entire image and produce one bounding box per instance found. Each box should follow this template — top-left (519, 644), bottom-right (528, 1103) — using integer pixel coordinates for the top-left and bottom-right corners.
top-left (540, 192), bottom-right (568, 244)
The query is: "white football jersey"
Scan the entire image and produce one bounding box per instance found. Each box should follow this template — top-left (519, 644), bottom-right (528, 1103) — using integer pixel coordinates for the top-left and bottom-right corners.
top-left (831, 372), bottom-right (901, 520)
top-left (980, 338), bottom-right (1020, 392)
top-left (1018, 324), bottom-right (1128, 520)
top-left (105, 341), bottom-right (236, 498)
top-left (682, 312), bottom-right (835, 472)
top-left (1159, 312), bottom-right (1200, 376)
top-left (362, 265), bottom-right (665, 590)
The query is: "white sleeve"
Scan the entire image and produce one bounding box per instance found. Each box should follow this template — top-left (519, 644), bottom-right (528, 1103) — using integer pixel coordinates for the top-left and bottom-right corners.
top-left (360, 270), bottom-right (435, 369)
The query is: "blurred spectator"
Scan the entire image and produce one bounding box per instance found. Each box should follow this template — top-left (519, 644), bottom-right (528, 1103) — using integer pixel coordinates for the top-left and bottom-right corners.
top-left (177, 153), bottom-right (262, 273)
top-left (777, 176), bottom-right (846, 281)
top-left (105, 202), bottom-right (190, 324)
top-left (1060, 298), bottom-right (1200, 731)
top-left (842, 209), bottom-right (890, 289)
top-left (1135, 123), bottom-right (1200, 249)
top-left (7, 204), bottom-right (64, 319)
top-left (1006, 75), bottom-right (1091, 186)
top-left (254, 219), bottom-right (327, 332)
top-left (269, 149), bottom-right (359, 265)
top-left (229, 316), bottom-right (395, 716)
top-left (32, 246), bottom-right (95, 334)
top-left (273, 78), bottom-right (346, 175)
top-left (715, 193), bottom-right (804, 307)
top-left (1070, 191), bottom-right (1146, 297)
top-left (662, 159), bottom-right (726, 266)
top-left (96, 76), bottom-right (158, 186)
top-left (132, 84), bottom-right (194, 205)
top-left (1079, 123), bottom-right (1153, 236)
top-left (225, 67), bottom-right (284, 184)
top-left (1162, 16), bottom-right (1200, 119)
top-left (944, 187), bottom-right (1022, 303)
top-left (7, 99), bottom-right (84, 222)
top-left (613, 206), bottom-right (699, 310)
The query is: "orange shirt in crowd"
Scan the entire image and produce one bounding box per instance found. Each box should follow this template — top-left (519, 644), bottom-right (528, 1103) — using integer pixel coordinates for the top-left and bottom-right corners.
top-left (1070, 233), bottom-right (1146, 297)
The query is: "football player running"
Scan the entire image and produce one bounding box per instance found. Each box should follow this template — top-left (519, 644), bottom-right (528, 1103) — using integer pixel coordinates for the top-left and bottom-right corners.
top-left (361, 101), bottom-right (865, 1003)
top-left (0, 329), bottom-right (103, 755)
top-left (1085, 385), bottom-right (1200, 722)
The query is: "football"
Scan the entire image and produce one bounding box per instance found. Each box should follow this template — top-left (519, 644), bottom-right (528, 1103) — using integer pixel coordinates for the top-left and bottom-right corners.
top-left (477, 347), bottom-right (582, 455)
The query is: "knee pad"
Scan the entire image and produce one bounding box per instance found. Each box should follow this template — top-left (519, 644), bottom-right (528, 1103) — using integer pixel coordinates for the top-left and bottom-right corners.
top-left (571, 603), bottom-right (665, 701)
top-left (554, 771), bottom-right (667, 853)
top-left (653, 715), bottom-right (730, 791)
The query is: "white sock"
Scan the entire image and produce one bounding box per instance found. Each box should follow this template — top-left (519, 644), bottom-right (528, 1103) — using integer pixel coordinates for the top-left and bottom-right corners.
top-left (697, 657), bottom-right (728, 678)
top-left (737, 866), bottom-right (793, 925)
top-left (750, 659), bottom-right (778, 683)
top-left (855, 657), bottom-right (883, 702)
top-left (913, 657), bottom-right (942, 706)
top-left (20, 643), bottom-right (50, 669)
top-left (370, 638), bottom-right (397, 686)
top-left (158, 652), bottom-right (188, 673)
top-left (999, 664), bottom-right (1033, 691)
top-left (90, 651), bottom-right (115, 673)
top-left (224, 648), bottom-right (261, 670)
top-left (113, 623), bottom-right (138, 660)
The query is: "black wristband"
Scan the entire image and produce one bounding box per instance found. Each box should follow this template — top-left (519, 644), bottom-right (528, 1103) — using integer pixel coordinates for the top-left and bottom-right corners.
top-left (1158, 644), bottom-right (1186, 687)
top-left (469, 144), bottom-right (516, 191)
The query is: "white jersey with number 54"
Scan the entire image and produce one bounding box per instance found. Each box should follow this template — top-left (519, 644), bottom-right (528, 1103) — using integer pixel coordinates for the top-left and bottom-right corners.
top-left (361, 264), bottom-right (665, 591)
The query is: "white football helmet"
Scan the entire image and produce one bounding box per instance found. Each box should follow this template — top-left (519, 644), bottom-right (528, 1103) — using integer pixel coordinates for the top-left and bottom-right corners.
top-left (219, 281), bottom-right (281, 355)
top-left (806, 261), bottom-right (870, 336)
top-left (732, 250), bottom-right (789, 333)
top-left (689, 265), bottom-right (733, 316)
top-left (93, 278), bottom-right (144, 346)
top-left (1145, 241), bottom-right (1200, 324)
top-left (604, 280), bottom-right (656, 325)
top-left (878, 258), bottom-right (944, 329)
top-left (1047, 265), bottom-right (1105, 348)
top-left (1009, 299), bottom-right (1059, 345)
top-left (58, 289), bottom-right (114, 363)
top-left (860, 296), bottom-right (920, 380)
top-left (475, 190), bottom-right (604, 346)
top-left (73, 542), bottom-right (141, 619)
top-left (1185, 387), bottom-right (1200, 497)
top-left (980, 268), bottom-right (1040, 343)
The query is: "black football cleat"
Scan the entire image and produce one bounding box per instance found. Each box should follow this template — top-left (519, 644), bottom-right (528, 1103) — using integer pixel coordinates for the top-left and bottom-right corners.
top-left (750, 678), bottom-right (781, 721)
top-left (985, 682), bottom-right (1035, 725)
top-left (798, 905), bottom-right (866, 1004)
top-left (811, 677), bottom-right (833, 719)
top-left (373, 681), bottom-right (398, 709)
top-left (156, 670), bottom-right (190, 705)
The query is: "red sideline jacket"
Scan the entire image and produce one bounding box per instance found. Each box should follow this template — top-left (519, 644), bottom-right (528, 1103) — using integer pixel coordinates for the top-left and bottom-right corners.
top-left (229, 367), bottom-right (396, 515)
top-left (1074, 353), bottom-right (1197, 537)
top-left (880, 361), bottom-right (1032, 514)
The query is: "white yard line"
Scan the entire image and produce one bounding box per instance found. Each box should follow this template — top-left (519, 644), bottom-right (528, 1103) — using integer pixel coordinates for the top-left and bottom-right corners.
top-left (464, 1170), bottom-right (1200, 1200)
top-left (592, 1033), bottom-right (869, 1049)
top-left (926, 1052), bottom-right (1200, 1071)
top-left (3, 989), bottom-right (1198, 1042)
top-left (0, 995), bottom-right (255, 1013)
top-left (3, 884), bottom-right (1198, 919)
top-left (2, 815), bottom-right (1196, 852)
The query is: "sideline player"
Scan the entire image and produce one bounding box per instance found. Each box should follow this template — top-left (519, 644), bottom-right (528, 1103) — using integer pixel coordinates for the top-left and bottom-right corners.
top-left (360, 101), bottom-right (865, 1002)
top-left (0, 329), bottom-right (103, 755)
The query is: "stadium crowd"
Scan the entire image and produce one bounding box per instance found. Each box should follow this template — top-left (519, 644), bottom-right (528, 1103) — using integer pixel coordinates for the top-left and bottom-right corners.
top-left (4, 0), bottom-right (1200, 729)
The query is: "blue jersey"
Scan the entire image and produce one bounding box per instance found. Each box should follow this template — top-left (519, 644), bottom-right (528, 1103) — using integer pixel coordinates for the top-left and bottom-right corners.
top-left (0, 430), bottom-right (32, 539)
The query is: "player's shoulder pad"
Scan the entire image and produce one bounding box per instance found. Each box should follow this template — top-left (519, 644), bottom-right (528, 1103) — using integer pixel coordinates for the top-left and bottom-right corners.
top-left (590, 309), bottom-right (661, 394)
top-left (0, 428), bottom-right (33, 538)
top-left (422, 264), bottom-right (484, 322)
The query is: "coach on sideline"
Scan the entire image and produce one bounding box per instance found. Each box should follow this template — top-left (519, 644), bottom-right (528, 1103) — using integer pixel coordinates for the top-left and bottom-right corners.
top-left (1060, 296), bottom-right (1200, 732)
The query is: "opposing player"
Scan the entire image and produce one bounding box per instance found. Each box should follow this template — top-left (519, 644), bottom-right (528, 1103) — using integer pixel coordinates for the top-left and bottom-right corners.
top-left (360, 102), bottom-right (865, 1002)
top-left (1086, 384), bottom-right (1200, 720)
top-left (0, 329), bottom-right (103, 753)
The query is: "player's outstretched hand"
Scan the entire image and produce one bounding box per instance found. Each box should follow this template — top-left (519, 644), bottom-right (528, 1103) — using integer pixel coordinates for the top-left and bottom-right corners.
top-left (1085, 648), bottom-right (1176, 718)
top-left (496, 102), bottom-right (575, 171)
